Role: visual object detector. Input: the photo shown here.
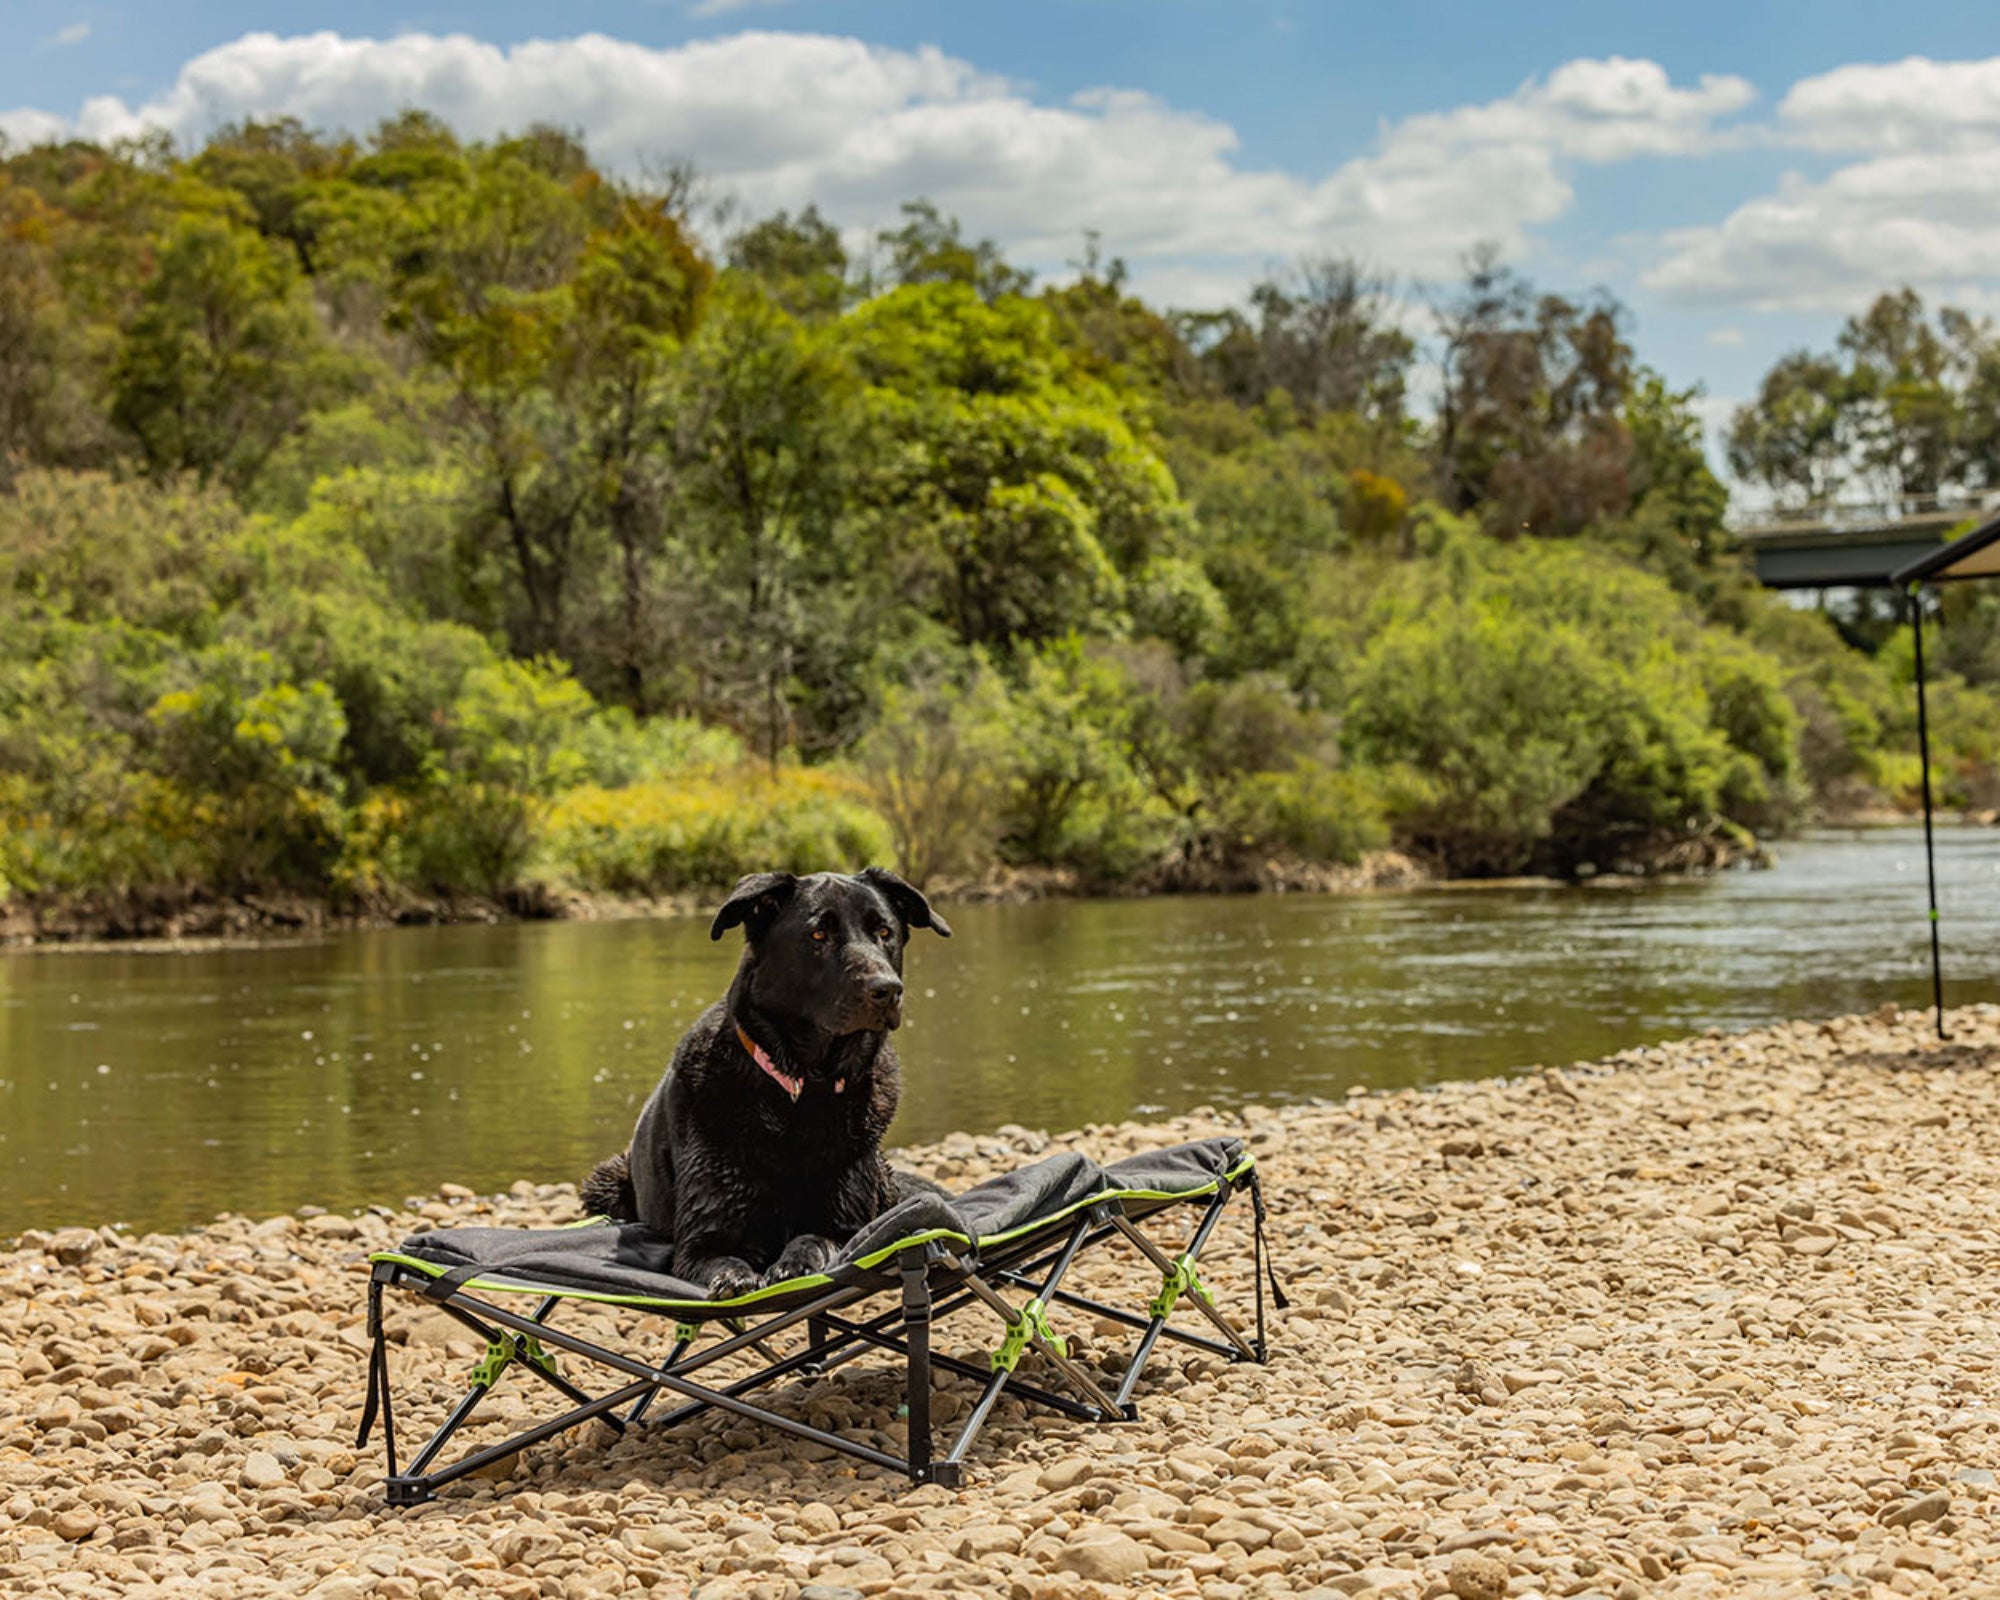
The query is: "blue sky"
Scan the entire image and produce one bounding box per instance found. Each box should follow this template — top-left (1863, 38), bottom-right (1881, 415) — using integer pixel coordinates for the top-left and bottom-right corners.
top-left (6, 2), bottom-right (2000, 432)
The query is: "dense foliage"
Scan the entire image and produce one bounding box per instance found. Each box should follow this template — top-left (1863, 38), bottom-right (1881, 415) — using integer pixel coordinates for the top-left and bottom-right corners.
top-left (1, 120), bottom-right (1993, 914)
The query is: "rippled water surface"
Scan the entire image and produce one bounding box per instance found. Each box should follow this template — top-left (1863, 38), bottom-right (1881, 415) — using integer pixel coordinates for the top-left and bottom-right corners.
top-left (4, 826), bottom-right (1997, 1234)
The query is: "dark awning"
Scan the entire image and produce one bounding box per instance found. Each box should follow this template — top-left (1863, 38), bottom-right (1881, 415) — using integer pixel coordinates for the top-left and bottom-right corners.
top-left (1893, 512), bottom-right (2000, 586)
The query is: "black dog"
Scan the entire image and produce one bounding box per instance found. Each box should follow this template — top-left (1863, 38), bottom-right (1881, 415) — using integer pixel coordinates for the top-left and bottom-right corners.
top-left (580, 867), bottom-right (951, 1298)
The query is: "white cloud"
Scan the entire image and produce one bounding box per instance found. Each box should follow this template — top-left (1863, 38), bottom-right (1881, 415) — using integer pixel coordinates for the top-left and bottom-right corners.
top-left (44, 22), bottom-right (91, 49)
top-left (1387, 56), bottom-right (1755, 164)
top-left (1648, 54), bottom-right (2000, 314)
top-left (0, 106), bottom-right (72, 145)
top-left (0, 31), bottom-right (1752, 305)
top-left (687, 0), bottom-right (795, 17)
top-left (1706, 326), bottom-right (1745, 347)
top-left (1777, 55), bottom-right (2000, 153)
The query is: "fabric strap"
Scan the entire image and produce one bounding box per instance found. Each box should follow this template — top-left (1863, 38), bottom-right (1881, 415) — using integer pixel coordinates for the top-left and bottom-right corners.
top-left (355, 1286), bottom-right (394, 1465)
top-left (1248, 1172), bottom-right (1288, 1361)
top-left (421, 1262), bottom-right (489, 1302)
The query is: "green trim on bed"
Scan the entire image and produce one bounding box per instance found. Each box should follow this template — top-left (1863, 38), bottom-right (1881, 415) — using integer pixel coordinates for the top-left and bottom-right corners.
top-left (368, 1151), bottom-right (1257, 1316)
top-left (368, 1250), bottom-right (842, 1314)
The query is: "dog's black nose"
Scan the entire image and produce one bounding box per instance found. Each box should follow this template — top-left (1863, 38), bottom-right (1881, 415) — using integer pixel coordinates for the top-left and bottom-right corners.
top-left (865, 974), bottom-right (904, 1007)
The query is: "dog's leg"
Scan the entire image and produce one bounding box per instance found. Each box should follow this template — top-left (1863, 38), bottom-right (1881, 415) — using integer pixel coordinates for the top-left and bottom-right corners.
top-left (829, 1158), bottom-right (894, 1233)
top-left (579, 1151), bottom-right (638, 1220)
top-left (669, 1141), bottom-right (767, 1299)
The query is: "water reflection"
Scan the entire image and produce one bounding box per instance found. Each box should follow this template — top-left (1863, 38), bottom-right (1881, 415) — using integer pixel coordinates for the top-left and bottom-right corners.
top-left (3, 827), bottom-right (1995, 1234)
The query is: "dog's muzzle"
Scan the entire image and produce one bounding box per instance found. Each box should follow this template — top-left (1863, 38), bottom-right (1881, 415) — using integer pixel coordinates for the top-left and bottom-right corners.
top-left (862, 974), bottom-right (904, 1031)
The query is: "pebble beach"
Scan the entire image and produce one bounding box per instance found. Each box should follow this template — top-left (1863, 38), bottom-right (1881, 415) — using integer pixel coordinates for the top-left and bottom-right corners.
top-left (5, 1001), bottom-right (2000, 1599)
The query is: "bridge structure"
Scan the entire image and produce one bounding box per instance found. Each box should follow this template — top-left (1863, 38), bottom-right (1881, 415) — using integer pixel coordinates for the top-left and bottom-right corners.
top-left (1733, 494), bottom-right (1997, 589)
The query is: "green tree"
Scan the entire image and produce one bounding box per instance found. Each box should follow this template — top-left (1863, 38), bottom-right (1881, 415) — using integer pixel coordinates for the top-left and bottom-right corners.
top-left (728, 205), bottom-right (849, 321)
top-left (1728, 290), bottom-right (2000, 503)
top-left (842, 282), bottom-right (1190, 648)
top-left (109, 213), bottom-right (340, 491)
top-left (1596, 371), bottom-right (1742, 609)
top-left (1727, 352), bottom-right (1851, 504)
top-left (878, 199), bottom-right (1032, 302)
top-left (188, 116), bottom-right (350, 270)
top-left (147, 645), bottom-right (350, 888)
top-left (0, 174), bottom-right (107, 480)
top-left (370, 134), bottom-right (710, 664)
top-left (677, 278), bottom-right (853, 763)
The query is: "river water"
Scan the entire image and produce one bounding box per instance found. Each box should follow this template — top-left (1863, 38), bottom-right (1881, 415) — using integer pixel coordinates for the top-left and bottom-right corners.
top-left (4, 826), bottom-right (1996, 1236)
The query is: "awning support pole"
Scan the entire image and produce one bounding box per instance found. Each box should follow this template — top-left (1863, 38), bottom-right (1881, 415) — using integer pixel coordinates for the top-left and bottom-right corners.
top-left (1910, 582), bottom-right (1948, 1040)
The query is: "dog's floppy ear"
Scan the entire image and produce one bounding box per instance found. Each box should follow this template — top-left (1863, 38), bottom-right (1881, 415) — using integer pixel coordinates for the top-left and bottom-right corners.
top-left (710, 872), bottom-right (799, 941)
top-left (857, 866), bottom-right (952, 938)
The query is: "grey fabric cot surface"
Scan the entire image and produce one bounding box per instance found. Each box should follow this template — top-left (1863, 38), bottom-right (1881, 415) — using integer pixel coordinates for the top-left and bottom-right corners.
top-left (380, 1137), bottom-right (1249, 1313)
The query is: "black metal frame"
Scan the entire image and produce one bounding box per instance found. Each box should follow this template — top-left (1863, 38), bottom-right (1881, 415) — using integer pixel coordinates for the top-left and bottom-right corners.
top-left (359, 1178), bottom-right (1270, 1504)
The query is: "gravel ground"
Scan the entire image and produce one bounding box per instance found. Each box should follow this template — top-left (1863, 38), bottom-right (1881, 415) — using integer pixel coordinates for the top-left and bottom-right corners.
top-left (5, 1002), bottom-right (2000, 1599)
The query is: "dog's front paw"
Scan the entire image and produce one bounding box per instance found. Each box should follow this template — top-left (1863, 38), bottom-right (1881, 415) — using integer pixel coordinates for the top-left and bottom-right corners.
top-left (765, 1234), bottom-right (836, 1285)
top-left (703, 1259), bottom-right (762, 1300)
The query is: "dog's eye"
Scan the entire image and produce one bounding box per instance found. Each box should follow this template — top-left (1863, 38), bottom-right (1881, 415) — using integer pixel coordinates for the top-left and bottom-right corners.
top-left (811, 928), bottom-right (829, 943)
top-left (876, 926), bottom-right (894, 942)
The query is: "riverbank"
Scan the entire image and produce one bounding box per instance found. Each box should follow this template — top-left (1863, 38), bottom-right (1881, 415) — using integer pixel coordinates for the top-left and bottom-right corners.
top-left (22, 807), bottom-right (1968, 952)
top-left (6, 1003), bottom-right (2000, 1597)
top-left (0, 851), bottom-right (1434, 948)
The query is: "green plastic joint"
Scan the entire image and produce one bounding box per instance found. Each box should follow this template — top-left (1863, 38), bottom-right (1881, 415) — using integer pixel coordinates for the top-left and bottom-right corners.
top-left (469, 1332), bottom-right (559, 1389)
top-left (469, 1337), bottom-right (511, 1389)
top-left (673, 1321), bottom-right (703, 1347)
top-left (989, 1297), bottom-right (1066, 1373)
top-left (1150, 1253), bottom-right (1213, 1322)
top-left (519, 1335), bottom-right (559, 1380)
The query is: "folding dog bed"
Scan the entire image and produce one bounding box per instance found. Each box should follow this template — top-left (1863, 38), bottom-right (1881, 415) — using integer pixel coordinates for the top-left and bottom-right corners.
top-left (358, 1137), bottom-right (1283, 1504)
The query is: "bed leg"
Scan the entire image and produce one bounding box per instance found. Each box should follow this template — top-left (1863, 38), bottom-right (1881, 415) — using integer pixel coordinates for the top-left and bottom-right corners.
top-left (384, 1476), bottom-right (435, 1507)
top-left (801, 1314), bottom-right (834, 1376)
top-left (899, 1248), bottom-right (933, 1485)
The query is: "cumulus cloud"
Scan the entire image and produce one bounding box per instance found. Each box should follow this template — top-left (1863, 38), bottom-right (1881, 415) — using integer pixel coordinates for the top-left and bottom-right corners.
top-left (1387, 56), bottom-right (1755, 164)
top-left (44, 22), bottom-right (91, 48)
top-left (0, 31), bottom-right (1753, 301)
top-left (1777, 55), bottom-right (2000, 153)
top-left (0, 106), bottom-right (72, 145)
top-left (1646, 54), bottom-right (2000, 313)
top-left (1649, 151), bottom-right (2000, 312)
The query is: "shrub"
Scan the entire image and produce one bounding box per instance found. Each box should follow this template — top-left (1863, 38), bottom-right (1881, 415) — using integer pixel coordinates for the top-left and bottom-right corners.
top-left (851, 668), bottom-right (1015, 886)
top-left (146, 646), bottom-right (349, 889)
top-left (1217, 761), bottom-right (1389, 865)
top-left (997, 642), bottom-right (1178, 879)
top-left (1343, 536), bottom-right (1802, 875)
top-left (573, 709), bottom-right (747, 787)
top-left (542, 769), bottom-right (894, 895)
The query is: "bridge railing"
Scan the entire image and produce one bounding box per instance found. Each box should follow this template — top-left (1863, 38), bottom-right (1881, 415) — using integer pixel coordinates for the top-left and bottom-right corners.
top-left (1732, 491), bottom-right (1997, 538)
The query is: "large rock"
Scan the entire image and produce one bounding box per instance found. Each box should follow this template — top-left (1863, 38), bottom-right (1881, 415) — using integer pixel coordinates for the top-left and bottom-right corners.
top-left (1447, 1552), bottom-right (1511, 1600)
top-left (53, 1506), bottom-right (99, 1541)
top-left (48, 1228), bottom-right (98, 1266)
top-left (240, 1451), bottom-right (287, 1490)
top-left (954, 1524), bottom-right (1024, 1560)
top-left (1054, 1531), bottom-right (1150, 1583)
